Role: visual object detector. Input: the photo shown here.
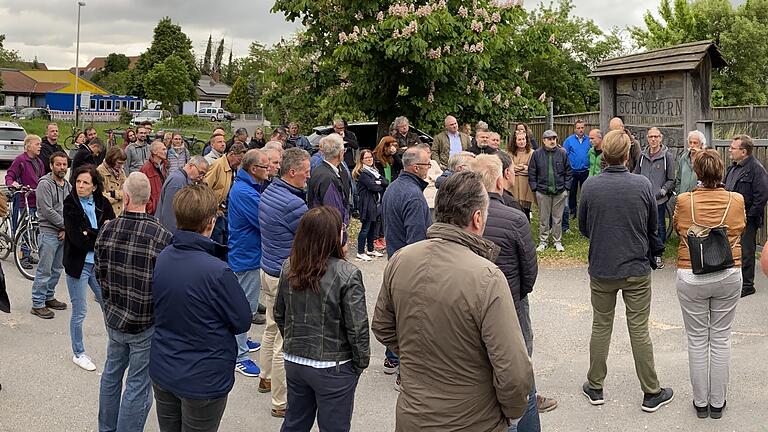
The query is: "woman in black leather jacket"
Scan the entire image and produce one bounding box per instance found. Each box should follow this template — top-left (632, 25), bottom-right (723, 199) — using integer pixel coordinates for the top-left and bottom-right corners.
top-left (275, 206), bottom-right (370, 432)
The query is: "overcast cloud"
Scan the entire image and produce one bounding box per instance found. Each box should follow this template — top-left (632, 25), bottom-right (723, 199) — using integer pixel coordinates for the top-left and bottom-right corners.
top-left (0, 1), bottom-right (738, 70)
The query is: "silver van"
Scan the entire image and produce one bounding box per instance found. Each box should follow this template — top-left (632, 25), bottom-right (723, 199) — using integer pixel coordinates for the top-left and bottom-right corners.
top-left (0, 122), bottom-right (27, 162)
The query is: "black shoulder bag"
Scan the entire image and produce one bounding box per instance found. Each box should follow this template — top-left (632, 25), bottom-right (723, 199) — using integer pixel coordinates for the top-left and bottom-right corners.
top-left (684, 192), bottom-right (735, 275)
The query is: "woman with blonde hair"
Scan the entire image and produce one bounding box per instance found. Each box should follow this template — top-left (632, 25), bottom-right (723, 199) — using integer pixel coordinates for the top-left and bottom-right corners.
top-left (673, 149), bottom-right (746, 420)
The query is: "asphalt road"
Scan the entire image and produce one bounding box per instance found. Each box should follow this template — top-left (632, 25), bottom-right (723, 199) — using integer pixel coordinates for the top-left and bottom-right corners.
top-left (3, 253), bottom-right (768, 432)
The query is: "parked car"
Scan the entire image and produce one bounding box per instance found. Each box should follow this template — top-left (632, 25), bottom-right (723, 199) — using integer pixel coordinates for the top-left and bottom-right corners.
top-left (12, 107), bottom-right (51, 121)
top-left (0, 122), bottom-right (27, 162)
top-left (132, 109), bottom-right (171, 125)
top-left (195, 107), bottom-right (235, 121)
top-left (0, 106), bottom-right (17, 116)
top-left (307, 121), bottom-right (433, 152)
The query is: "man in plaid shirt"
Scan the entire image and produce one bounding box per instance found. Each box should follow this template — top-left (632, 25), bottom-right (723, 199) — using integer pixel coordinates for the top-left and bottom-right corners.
top-left (94, 172), bottom-right (172, 431)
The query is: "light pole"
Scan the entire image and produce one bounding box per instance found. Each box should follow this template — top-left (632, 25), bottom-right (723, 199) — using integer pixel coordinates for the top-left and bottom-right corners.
top-left (73, 1), bottom-right (86, 125)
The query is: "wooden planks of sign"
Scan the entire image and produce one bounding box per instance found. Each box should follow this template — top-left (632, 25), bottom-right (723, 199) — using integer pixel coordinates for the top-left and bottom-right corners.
top-left (616, 73), bottom-right (684, 126)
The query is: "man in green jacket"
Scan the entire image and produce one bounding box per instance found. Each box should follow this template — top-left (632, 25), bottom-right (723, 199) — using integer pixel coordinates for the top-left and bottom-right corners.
top-left (588, 129), bottom-right (603, 177)
top-left (432, 115), bottom-right (471, 169)
top-left (675, 130), bottom-right (706, 194)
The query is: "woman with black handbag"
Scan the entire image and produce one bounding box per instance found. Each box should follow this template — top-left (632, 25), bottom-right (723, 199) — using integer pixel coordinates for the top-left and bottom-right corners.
top-left (673, 149), bottom-right (746, 420)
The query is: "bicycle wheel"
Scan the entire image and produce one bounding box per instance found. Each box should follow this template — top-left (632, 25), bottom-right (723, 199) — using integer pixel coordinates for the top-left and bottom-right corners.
top-left (190, 139), bottom-right (207, 155)
top-left (14, 223), bottom-right (39, 280)
top-left (0, 232), bottom-right (12, 261)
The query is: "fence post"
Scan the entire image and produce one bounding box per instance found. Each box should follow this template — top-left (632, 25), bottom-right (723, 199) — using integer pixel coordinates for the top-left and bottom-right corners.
top-left (547, 97), bottom-right (554, 131)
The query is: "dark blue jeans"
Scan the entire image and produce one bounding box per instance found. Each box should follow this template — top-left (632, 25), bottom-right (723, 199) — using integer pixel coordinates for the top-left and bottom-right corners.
top-left (357, 219), bottom-right (378, 254)
top-left (511, 297), bottom-right (540, 432)
top-left (282, 361), bottom-right (359, 432)
top-left (211, 214), bottom-right (228, 246)
top-left (657, 203), bottom-right (667, 252)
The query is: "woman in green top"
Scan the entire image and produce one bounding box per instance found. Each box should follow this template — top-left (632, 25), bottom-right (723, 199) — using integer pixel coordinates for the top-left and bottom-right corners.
top-left (373, 135), bottom-right (403, 182)
top-left (676, 130), bottom-right (707, 194)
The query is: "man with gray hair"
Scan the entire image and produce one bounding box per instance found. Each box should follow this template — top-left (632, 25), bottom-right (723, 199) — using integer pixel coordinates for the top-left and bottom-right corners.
top-left (392, 116), bottom-right (424, 153)
top-left (373, 170), bottom-right (533, 431)
top-left (333, 119), bottom-right (359, 171)
top-left (95, 171), bottom-right (173, 432)
top-left (379, 145), bottom-right (432, 384)
top-left (472, 154), bottom-right (548, 425)
top-left (676, 130), bottom-right (707, 194)
top-left (156, 156), bottom-right (209, 233)
top-left (435, 151), bottom-right (475, 189)
top-left (307, 133), bottom-right (351, 237)
top-left (139, 140), bottom-right (169, 215)
top-left (225, 127), bottom-right (249, 153)
top-left (229, 149), bottom-right (272, 377)
top-left (432, 115), bottom-right (471, 169)
top-left (286, 121), bottom-right (312, 151)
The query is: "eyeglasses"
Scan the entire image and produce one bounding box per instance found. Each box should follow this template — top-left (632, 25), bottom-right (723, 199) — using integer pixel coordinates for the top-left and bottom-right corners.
top-left (647, 135), bottom-right (662, 139)
top-left (544, 137), bottom-right (557, 140)
top-left (729, 146), bottom-right (744, 151)
top-left (255, 164), bottom-right (269, 169)
top-left (415, 162), bottom-right (431, 167)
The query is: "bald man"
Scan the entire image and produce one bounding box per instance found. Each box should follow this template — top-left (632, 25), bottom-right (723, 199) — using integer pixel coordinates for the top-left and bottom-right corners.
top-left (432, 115), bottom-right (471, 169)
top-left (608, 117), bottom-right (641, 172)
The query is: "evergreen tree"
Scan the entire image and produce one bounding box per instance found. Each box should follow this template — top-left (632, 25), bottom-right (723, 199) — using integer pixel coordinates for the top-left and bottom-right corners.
top-left (202, 35), bottom-right (212, 74)
top-left (214, 38), bottom-right (225, 73)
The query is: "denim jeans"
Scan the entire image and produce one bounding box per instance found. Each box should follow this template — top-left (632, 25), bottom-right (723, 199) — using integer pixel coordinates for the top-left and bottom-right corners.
top-left (657, 203), bottom-right (667, 250)
top-left (31, 232), bottom-right (64, 308)
top-left (357, 219), bottom-right (377, 254)
top-left (235, 269), bottom-right (261, 362)
top-left (511, 297), bottom-right (540, 432)
top-left (385, 348), bottom-right (399, 364)
top-left (211, 214), bottom-right (228, 246)
top-left (66, 262), bottom-right (103, 356)
top-left (11, 203), bottom-right (35, 257)
top-left (98, 326), bottom-right (154, 432)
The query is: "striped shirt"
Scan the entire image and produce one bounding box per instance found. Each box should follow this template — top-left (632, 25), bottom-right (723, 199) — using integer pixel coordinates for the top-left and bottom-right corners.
top-left (284, 353), bottom-right (351, 369)
top-left (95, 211), bottom-right (172, 334)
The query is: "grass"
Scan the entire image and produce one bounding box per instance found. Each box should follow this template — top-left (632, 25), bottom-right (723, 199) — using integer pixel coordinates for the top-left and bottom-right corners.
top-left (530, 208), bottom-right (680, 268)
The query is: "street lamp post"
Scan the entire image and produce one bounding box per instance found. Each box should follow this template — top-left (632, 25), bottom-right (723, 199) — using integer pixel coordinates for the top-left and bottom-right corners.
top-left (73, 1), bottom-right (86, 125)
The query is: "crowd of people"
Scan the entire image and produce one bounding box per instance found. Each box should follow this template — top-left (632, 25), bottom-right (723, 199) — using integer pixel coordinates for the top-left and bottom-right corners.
top-left (0, 113), bottom-right (767, 431)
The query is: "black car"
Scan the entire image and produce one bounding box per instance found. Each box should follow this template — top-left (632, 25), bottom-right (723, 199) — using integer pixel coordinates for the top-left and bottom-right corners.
top-left (307, 121), bottom-right (433, 152)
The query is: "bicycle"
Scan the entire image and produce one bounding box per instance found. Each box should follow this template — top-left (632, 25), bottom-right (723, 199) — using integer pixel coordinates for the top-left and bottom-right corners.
top-left (62, 126), bottom-right (81, 152)
top-left (11, 186), bottom-right (40, 280)
top-left (183, 134), bottom-right (208, 155)
top-left (0, 187), bottom-right (14, 261)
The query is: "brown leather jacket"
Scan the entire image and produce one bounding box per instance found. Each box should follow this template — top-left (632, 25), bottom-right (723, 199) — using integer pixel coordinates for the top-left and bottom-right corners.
top-left (673, 188), bottom-right (746, 269)
top-left (372, 223), bottom-right (532, 431)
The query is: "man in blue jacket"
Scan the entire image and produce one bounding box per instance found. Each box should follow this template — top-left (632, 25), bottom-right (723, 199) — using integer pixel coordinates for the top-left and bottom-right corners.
top-left (228, 149), bottom-right (271, 378)
top-left (150, 184), bottom-right (251, 431)
top-left (155, 156), bottom-right (209, 233)
top-left (380, 144), bottom-right (432, 388)
top-left (258, 147), bottom-right (311, 417)
top-left (562, 119), bottom-right (591, 232)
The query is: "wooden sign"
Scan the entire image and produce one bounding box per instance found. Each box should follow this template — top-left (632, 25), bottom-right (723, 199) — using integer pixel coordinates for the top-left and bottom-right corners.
top-left (616, 72), bottom-right (684, 127)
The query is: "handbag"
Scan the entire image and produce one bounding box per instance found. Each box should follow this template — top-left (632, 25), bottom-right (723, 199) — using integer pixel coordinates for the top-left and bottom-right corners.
top-left (684, 192), bottom-right (735, 275)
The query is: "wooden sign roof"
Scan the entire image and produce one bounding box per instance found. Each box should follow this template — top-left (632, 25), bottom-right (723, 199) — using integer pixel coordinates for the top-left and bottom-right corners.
top-left (591, 40), bottom-right (726, 78)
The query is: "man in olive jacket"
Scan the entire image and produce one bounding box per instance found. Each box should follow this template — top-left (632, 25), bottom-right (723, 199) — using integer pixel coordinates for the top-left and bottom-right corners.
top-left (432, 115), bottom-right (471, 170)
top-left (373, 171), bottom-right (532, 432)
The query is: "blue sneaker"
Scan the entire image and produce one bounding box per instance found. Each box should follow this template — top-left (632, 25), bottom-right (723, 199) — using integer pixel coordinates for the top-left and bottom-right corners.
top-left (247, 339), bottom-right (261, 352)
top-left (235, 359), bottom-right (261, 377)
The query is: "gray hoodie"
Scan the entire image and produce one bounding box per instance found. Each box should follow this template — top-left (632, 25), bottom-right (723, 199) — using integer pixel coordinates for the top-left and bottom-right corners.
top-left (36, 173), bottom-right (72, 235)
top-left (634, 144), bottom-right (676, 205)
top-left (125, 140), bottom-right (150, 175)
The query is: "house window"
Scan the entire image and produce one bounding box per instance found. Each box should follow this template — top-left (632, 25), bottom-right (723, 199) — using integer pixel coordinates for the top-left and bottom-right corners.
top-left (98, 100), bottom-right (105, 111)
top-left (131, 101), bottom-right (139, 111)
top-left (90, 99), bottom-right (96, 110)
top-left (105, 100), bottom-right (113, 111)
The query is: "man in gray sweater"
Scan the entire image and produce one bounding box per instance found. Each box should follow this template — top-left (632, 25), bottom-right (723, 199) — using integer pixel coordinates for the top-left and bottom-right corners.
top-left (578, 130), bottom-right (673, 413)
top-left (125, 126), bottom-right (151, 175)
top-left (31, 151), bottom-right (72, 319)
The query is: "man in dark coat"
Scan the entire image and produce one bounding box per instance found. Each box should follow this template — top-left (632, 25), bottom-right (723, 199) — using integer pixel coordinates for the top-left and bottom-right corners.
top-left (391, 116), bottom-right (424, 154)
top-left (725, 134), bottom-right (768, 297)
top-left (306, 134), bottom-right (350, 239)
top-left (40, 123), bottom-right (65, 174)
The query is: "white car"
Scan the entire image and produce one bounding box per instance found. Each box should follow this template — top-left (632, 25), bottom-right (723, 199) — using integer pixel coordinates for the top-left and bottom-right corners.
top-left (132, 109), bottom-right (171, 125)
top-left (195, 107), bottom-right (235, 122)
top-left (0, 122), bottom-right (27, 162)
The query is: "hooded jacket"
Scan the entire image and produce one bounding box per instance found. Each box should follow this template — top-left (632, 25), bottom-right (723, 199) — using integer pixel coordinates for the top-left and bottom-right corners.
top-left (372, 223), bottom-right (533, 431)
top-left (124, 140), bottom-right (150, 175)
top-left (36, 172), bottom-right (72, 235)
top-left (634, 144), bottom-right (676, 205)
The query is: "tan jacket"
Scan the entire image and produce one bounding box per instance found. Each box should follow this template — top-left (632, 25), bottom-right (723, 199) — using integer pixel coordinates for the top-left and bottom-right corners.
top-left (97, 162), bottom-right (125, 217)
top-left (372, 223), bottom-right (533, 432)
top-left (432, 130), bottom-right (471, 169)
top-left (673, 188), bottom-right (746, 269)
top-left (204, 155), bottom-right (235, 205)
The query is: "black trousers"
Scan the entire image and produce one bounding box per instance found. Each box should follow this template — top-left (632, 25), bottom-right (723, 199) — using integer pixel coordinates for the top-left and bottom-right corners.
top-left (281, 361), bottom-right (359, 432)
top-left (741, 221), bottom-right (758, 290)
top-left (153, 383), bottom-right (228, 432)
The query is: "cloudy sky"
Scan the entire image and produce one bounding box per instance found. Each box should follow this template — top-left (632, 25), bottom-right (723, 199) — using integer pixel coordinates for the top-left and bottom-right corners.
top-left (0, 0), bottom-right (729, 69)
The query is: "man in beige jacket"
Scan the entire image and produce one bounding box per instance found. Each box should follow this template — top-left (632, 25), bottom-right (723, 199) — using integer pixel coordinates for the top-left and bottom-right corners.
top-left (372, 170), bottom-right (533, 432)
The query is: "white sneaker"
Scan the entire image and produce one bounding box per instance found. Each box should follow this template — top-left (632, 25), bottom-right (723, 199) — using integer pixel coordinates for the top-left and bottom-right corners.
top-left (367, 250), bottom-right (384, 258)
top-left (555, 242), bottom-right (565, 252)
top-left (355, 253), bottom-right (373, 262)
top-left (536, 243), bottom-right (547, 252)
top-left (72, 354), bottom-right (96, 371)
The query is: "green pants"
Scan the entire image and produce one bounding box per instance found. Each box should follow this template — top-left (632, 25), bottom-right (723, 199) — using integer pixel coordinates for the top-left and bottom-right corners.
top-left (587, 274), bottom-right (661, 395)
